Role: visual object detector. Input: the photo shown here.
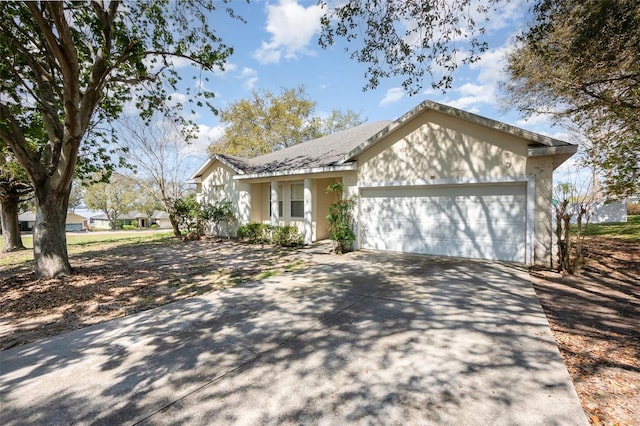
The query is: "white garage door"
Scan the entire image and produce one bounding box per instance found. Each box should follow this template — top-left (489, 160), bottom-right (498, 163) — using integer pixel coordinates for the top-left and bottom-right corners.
top-left (359, 183), bottom-right (527, 262)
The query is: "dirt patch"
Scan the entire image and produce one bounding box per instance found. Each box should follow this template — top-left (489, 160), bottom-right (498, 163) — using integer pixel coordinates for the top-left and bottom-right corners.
top-left (0, 237), bottom-right (312, 350)
top-left (531, 237), bottom-right (639, 425)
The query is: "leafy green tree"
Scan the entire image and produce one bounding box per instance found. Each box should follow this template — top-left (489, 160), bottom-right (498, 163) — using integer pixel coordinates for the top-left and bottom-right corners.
top-left (504, 0), bottom-right (640, 196)
top-left (84, 174), bottom-right (139, 230)
top-left (319, 0), bottom-right (502, 94)
top-left (209, 86), bottom-right (365, 158)
top-left (0, 1), bottom-right (235, 277)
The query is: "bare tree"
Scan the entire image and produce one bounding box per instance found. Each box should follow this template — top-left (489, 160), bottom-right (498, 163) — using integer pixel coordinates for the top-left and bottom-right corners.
top-left (115, 116), bottom-right (193, 236)
top-left (553, 169), bottom-right (600, 274)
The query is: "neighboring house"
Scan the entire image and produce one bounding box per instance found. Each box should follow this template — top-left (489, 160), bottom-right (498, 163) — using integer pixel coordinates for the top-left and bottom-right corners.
top-left (90, 210), bottom-right (172, 229)
top-left (191, 100), bottom-right (577, 267)
top-left (151, 210), bottom-right (173, 229)
top-left (19, 211), bottom-right (87, 232)
top-left (90, 211), bottom-right (140, 229)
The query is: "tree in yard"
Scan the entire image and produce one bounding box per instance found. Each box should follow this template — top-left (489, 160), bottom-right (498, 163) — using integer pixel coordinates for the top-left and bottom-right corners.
top-left (114, 115), bottom-right (193, 236)
top-left (553, 179), bottom-right (599, 275)
top-left (84, 174), bottom-right (139, 230)
top-left (208, 86), bottom-right (365, 158)
top-left (318, 0), bottom-right (503, 94)
top-left (0, 144), bottom-right (32, 251)
top-left (0, 1), bottom-right (236, 277)
top-left (504, 0), bottom-right (640, 197)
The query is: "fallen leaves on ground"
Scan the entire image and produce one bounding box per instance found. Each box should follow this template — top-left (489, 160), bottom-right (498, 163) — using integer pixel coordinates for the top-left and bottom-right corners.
top-left (0, 237), bottom-right (309, 350)
top-left (531, 237), bottom-right (639, 426)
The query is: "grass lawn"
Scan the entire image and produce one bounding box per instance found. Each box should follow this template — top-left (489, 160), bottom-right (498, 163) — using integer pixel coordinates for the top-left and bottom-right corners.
top-left (579, 214), bottom-right (640, 240)
top-left (0, 230), bottom-right (174, 267)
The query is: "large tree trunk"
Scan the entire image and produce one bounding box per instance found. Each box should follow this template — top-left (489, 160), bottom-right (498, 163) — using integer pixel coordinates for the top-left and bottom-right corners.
top-left (169, 214), bottom-right (181, 237)
top-left (1, 195), bottom-right (25, 252)
top-left (33, 184), bottom-right (71, 278)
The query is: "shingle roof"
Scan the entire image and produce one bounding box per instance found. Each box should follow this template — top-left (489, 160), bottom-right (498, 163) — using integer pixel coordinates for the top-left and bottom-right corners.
top-left (238, 121), bottom-right (392, 174)
top-left (191, 121), bottom-right (391, 180)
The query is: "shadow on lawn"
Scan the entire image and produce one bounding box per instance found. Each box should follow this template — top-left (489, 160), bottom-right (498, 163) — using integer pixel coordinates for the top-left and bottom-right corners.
top-left (1, 252), bottom-right (580, 425)
top-left (0, 238), bottom-right (302, 350)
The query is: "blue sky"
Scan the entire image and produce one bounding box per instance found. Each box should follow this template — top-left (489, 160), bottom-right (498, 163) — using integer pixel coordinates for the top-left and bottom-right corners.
top-left (173, 0), bottom-right (577, 171)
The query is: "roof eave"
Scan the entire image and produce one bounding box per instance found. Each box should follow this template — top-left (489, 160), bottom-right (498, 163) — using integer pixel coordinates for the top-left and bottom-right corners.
top-left (233, 163), bottom-right (357, 180)
top-left (528, 145), bottom-right (579, 169)
top-left (189, 155), bottom-right (246, 181)
top-left (527, 145), bottom-right (578, 157)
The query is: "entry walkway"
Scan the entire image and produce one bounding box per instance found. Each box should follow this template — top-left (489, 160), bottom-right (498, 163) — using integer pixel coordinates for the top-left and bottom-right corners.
top-left (0, 251), bottom-right (587, 425)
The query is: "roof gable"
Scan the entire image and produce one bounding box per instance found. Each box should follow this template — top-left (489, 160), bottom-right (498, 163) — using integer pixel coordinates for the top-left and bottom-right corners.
top-left (339, 100), bottom-right (575, 163)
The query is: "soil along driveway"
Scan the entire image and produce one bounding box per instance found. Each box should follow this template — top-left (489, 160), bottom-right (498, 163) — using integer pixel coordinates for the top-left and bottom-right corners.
top-left (0, 251), bottom-right (587, 425)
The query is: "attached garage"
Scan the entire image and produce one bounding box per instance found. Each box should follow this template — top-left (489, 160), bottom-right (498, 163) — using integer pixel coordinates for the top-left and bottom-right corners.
top-left (359, 183), bottom-right (528, 263)
top-left (343, 101), bottom-right (577, 267)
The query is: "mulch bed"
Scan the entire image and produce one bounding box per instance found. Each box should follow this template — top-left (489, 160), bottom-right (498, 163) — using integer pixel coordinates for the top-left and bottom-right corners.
top-left (530, 237), bottom-right (639, 425)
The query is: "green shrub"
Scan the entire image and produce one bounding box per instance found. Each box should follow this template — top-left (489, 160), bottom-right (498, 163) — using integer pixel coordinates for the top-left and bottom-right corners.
top-left (122, 224), bottom-right (138, 230)
top-left (326, 182), bottom-right (356, 254)
top-left (150, 223), bottom-right (160, 229)
top-left (237, 222), bottom-right (273, 244)
top-left (237, 223), bottom-right (304, 247)
top-left (628, 203), bottom-right (640, 216)
top-left (272, 225), bottom-right (304, 247)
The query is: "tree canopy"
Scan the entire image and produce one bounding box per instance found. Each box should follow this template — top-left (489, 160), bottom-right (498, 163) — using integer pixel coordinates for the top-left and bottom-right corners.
top-left (319, 0), bottom-right (502, 94)
top-left (0, 1), bottom-right (236, 277)
top-left (504, 0), bottom-right (640, 196)
top-left (209, 86), bottom-right (366, 158)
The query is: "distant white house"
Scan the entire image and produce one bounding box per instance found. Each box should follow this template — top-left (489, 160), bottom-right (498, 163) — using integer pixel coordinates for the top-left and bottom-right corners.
top-left (569, 200), bottom-right (628, 224)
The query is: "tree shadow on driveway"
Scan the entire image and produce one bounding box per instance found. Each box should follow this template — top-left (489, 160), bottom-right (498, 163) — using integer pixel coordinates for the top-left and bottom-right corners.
top-left (0, 252), bottom-right (587, 425)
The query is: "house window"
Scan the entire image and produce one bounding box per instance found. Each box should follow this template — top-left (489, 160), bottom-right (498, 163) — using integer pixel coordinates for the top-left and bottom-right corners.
top-left (290, 183), bottom-right (304, 218)
top-left (269, 184), bottom-right (283, 218)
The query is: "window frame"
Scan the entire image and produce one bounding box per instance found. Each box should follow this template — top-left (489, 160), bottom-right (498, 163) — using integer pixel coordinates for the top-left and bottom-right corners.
top-left (290, 183), bottom-right (304, 218)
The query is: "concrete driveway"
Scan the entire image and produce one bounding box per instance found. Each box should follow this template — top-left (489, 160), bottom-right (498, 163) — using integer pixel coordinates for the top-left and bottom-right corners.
top-left (0, 249), bottom-right (587, 425)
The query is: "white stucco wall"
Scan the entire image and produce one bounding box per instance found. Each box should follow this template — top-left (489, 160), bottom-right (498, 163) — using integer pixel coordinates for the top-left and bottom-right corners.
top-left (198, 161), bottom-right (251, 231)
top-left (357, 111), bottom-right (528, 183)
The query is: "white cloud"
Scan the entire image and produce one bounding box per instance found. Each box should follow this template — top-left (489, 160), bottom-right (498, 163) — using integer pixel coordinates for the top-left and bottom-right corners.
top-left (181, 124), bottom-right (225, 162)
top-left (443, 43), bottom-right (515, 111)
top-left (238, 67), bottom-right (259, 90)
top-left (166, 92), bottom-right (188, 108)
top-left (142, 55), bottom-right (192, 73)
top-left (212, 62), bottom-right (238, 78)
top-left (445, 83), bottom-right (495, 110)
top-left (380, 87), bottom-right (405, 106)
top-left (516, 112), bottom-right (555, 127)
top-left (252, 0), bottom-right (324, 64)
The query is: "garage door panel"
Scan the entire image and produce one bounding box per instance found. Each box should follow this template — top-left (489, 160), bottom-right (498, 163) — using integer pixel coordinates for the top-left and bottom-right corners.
top-left (360, 184), bottom-right (526, 262)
